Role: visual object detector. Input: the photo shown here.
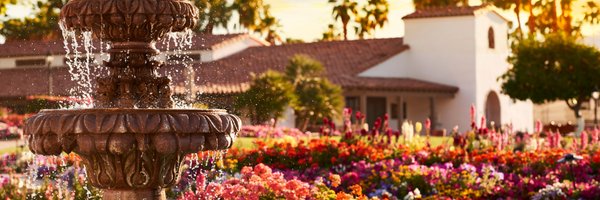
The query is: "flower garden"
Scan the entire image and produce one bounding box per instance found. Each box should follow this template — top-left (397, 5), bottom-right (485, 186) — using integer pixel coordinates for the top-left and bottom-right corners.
top-left (1, 108), bottom-right (600, 199)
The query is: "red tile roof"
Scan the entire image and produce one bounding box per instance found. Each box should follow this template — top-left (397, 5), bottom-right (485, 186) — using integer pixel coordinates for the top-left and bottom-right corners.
top-left (332, 76), bottom-right (459, 93)
top-left (0, 34), bottom-right (249, 58)
top-left (402, 5), bottom-right (486, 19)
top-left (177, 38), bottom-right (458, 94)
top-left (0, 37), bottom-right (459, 98)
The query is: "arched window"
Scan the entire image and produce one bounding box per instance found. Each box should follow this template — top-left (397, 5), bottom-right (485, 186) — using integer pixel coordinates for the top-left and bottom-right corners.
top-left (488, 27), bottom-right (495, 49)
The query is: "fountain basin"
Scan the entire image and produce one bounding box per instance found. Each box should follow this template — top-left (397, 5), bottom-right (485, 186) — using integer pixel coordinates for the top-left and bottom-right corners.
top-left (60, 0), bottom-right (199, 42)
top-left (24, 109), bottom-right (240, 195)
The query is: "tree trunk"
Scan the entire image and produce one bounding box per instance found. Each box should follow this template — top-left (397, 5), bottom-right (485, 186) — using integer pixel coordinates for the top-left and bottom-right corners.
top-left (515, 0), bottom-right (524, 38)
top-left (301, 118), bottom-right (309, 132)
top-left (528, 0), bottom-right (536, 34)
top-left (342, 20), bottom-right (348, 40)
top-left (203, 21), bottom-right (215, 34)
top-left (566, 97), bottom-right (584, 136)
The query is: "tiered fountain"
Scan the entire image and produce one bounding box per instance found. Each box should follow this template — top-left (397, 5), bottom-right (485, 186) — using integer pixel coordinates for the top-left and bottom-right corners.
top-left (23, 0), bottom-right (241, 199)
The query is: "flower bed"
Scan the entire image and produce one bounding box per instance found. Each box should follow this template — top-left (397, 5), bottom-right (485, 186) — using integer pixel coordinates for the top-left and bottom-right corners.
top-left (2, 107), bottom-right (600, 199)
top-left (239, 125), bottom-right (310, 138)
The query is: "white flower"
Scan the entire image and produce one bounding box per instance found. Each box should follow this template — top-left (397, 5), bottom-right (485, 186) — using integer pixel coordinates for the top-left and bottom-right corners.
top-left (531, 182), bottom-right (567, 200)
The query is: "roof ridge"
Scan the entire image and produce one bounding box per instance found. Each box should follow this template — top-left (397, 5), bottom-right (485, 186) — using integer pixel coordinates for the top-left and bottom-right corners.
top-left (278, 37), bottom-right (403, 47)
top-left (403, 4), bottom-right (490, 19)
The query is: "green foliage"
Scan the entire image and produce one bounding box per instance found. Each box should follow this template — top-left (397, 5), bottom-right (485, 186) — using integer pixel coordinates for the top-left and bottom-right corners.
top-left (482, 0), bottom-right (600, 40)
top-left (0, 0), bottom-right (66, 41)
top-left (321, 24), bottom-right (342, 41)
top-left (232, 0), bottom-right (264, 31)
top-left (285, 38), bottom-right (305, 44)
top-left (0, 0), bottom-right (15, 15)
top-left (235, 70), bottom-right (295, 124)
top-left (252, 5), bottom-right (282, 44)
top-left (328, 0), bottom-right (390, 40)
top-left (355, 0), bottom-right (389, 39)
top-left (193, 0), bottom-right (233, 34)
top-left (236, 55), bottom-right (344, 128)
top-left (285, 55), bottom-right (344, 130)
top-left (194, 0), bottom-right (281, 43)
top-left (329, 0), bottom-right (358, 40)
top-left (0, 0), bottom-right (279, 42)
top-left (500, 33), bottom-right (600, 117)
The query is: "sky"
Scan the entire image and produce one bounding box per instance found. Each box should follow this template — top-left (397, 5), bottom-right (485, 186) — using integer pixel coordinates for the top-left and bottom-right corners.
top-left (4, 0), bottom-right (600, 42)
top-left (259, 0), bottom-right (415, 41)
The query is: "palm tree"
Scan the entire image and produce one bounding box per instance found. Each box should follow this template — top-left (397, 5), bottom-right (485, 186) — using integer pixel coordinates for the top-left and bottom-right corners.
top-left (330, 0), bottom-right (358, 40)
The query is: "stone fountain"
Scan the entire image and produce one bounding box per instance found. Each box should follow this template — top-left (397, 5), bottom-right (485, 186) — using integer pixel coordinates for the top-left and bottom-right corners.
top-left (23, 0), bottom-right (241, 199)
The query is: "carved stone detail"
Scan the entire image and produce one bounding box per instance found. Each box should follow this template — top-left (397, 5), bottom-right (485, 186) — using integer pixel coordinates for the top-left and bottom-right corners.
top-left (25, 109), bottom-right (240, 189)
top-left (60, 0), bottom-right (199, 42)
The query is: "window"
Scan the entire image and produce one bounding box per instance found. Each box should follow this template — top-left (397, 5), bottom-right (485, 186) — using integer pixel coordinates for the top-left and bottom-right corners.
top-left (402, 102), bottom-right (408, 119)
top-left (345, 96), bottom-right (360, 121)
top-left (391, 103), bottom-right (399, 119)
top-left (488, 27), bottom-right (495, 49)
top-left (345, 96), bottom-right (360, 112)
top-left (16, 58), bottom-right (46, 67)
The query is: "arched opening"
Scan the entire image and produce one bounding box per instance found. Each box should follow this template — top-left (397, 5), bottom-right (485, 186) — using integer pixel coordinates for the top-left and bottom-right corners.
top-left (488, 27), bottom-right (495, 49)
top-left (485, 91), bottom-right (501, 128)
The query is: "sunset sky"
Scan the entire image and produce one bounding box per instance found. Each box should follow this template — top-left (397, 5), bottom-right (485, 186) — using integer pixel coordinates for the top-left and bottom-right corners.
top-left (4, 0), bottom-right (600, 42)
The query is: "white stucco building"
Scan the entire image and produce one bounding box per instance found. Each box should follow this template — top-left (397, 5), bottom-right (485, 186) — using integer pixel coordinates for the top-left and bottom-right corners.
top-left (356, 6), bottom-right (534, 131)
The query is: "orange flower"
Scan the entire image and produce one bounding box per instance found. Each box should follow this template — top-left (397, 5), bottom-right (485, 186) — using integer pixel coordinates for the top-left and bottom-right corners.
top-left (349, 184), bottom-right (363, 196)
top-left (329, 173), bottom-right (341, 188)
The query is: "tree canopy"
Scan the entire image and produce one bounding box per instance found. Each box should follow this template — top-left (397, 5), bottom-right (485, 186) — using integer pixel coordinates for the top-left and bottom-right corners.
top-left (193, 0), bottom-right (233, 34)
top-left (499, 33), bottom-right (600, 118)
top-left (0, 0), bottom-right (66, 42)
top-left (235, 70), bottom-right (295, 125)
top-left (284, 55), bottom-right (344, 131)
top-left (235, 55), bottom-right (344, 128)
top-left (327, 0), bottom-right (389, 40)
top-left (0, 0), bottom-right (281, 43)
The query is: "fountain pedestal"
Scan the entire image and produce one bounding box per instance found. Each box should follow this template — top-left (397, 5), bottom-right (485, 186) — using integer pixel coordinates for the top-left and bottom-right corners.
top-left (103, 189), bottom-right (166, 200)
top-left (24, 1), bottom-right (241, 199)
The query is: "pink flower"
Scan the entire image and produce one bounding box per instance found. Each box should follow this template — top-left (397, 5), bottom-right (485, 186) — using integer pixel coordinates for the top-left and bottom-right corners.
top-left (535, 120), bottom-right (543, 133)
top-left (581, 130), bottom-right (589, 150)
top-left (205, 182), bottom-right (223, 199)
top-left (253, 163), bottom-right (272, 178)
top-left (470, 104), bottom-right (476, 129)
top-left (195, 172), bottom-right (206, 193)
top-left (241, 166), bottom-right (253, 178)
top-left (283, 179), bottom-right (310, 200)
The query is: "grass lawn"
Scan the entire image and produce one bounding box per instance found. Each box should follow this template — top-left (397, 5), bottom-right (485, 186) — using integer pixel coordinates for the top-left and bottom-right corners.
top-left (0, 145), bottom-right (28, 155)
top-left (0, 136), bottom-right (575, 154)
top-left (233, 135), bottom-right (454, 150)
